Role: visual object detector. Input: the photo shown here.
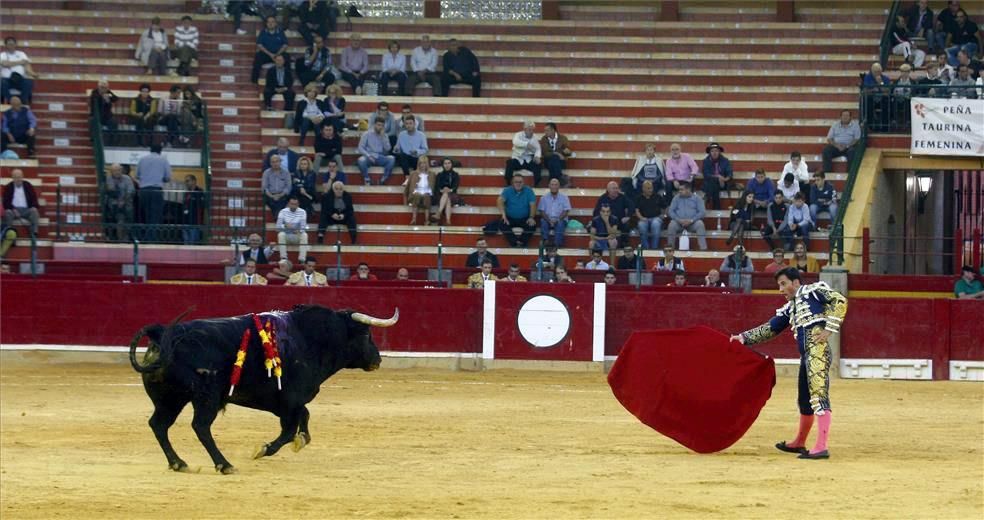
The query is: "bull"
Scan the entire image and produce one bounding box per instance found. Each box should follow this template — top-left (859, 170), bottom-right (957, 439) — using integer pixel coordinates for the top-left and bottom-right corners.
top-left (129, 304), bottom-right (398, 474)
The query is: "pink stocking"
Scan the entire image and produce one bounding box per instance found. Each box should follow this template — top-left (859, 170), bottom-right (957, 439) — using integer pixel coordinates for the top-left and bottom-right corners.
top-left (811, 411), bottom-right (831, 454)
top-left (790, 414), bottom-right (814, 448)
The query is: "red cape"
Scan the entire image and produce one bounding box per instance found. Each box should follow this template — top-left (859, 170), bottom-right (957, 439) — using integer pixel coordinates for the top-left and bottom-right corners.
top-left (607, 325), bottom-right (776, 453)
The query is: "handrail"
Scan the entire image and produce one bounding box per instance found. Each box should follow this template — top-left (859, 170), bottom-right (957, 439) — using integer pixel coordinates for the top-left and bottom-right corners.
top-left (200, 97), bottom-right (213, 242)
top-left (90, 100), bottom-right (107, 239)
top-left (829, 124), bottom-right (868, 267)
top-left (878, 0), bottom-right (903, 67)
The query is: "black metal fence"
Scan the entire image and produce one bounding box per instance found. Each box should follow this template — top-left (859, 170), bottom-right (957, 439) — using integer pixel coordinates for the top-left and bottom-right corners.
top-left (97, 93), bottom-right (206, 150)
top-left (861, 84), bottom-right (981, 134)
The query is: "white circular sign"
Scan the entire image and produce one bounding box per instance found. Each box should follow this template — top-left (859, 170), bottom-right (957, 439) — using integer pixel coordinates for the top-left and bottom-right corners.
top-left (516, 295), bottom-right (570, 348)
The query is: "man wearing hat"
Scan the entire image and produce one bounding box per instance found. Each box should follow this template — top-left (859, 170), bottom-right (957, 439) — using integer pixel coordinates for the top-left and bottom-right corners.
top-left (701, 142), bottom-right (733, 210)
top-left (720, 244), bottom-right (755, 292)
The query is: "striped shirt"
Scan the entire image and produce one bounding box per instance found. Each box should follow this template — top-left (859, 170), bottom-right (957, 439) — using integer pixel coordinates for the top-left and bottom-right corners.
top-left (277, 207), bottom-right (308, 233)
top-left (174, 25), bottom-right (199, 49)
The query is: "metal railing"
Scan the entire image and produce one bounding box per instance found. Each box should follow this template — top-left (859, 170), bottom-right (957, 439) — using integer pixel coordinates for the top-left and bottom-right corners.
top-left (98, 94), bottom-right (206, 149)
top-left (860, 84), bottom-right (981, 134)
top-left (828, 122), bottom-right (868, 267)
top-left (860, 227), bottom-right (974, 275)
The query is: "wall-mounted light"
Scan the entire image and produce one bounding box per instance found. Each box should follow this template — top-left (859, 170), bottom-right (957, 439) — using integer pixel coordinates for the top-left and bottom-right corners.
top-left (917, 173), bottom-right (933, 214)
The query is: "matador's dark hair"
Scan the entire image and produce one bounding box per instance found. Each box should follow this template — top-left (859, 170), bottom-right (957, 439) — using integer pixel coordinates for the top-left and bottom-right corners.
top-left (774, 266), bottom-right (802, 282)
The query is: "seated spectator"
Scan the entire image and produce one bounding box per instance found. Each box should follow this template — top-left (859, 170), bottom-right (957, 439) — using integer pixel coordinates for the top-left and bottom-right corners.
top-left (703, 268), bottom-right (725, 288)
top-left (467, 259), bottom-right (497, 288)
top-left (368, 101), bottom-right (400, 148)
top-left (297, 35), bottom-right (335, 88)
top-left (442, 38), bottom-right (481, 97)
top-left (136, 17), bottom-right (169, 76)
top-left (292, 156), bottom-right (318, 215)
top-left (394, 115), bottom-right (429, 177)
top-left (809, 172), bottom-right (838, 226)
top-left (263, 54), bottom-right (295, 111)
top-left (407, 35), bottom-right (443, 97)
top-left (157, 85), bottom-right (188, 146)
top-left (907, 0), bottom-right (935, 51)
top-left (400, 104), bottom-right (425, 134)
top-left (350, 262), bottom-right (378, 281)
top-left (936, 52), bottom-right (955, 82)
top-left (632, 143), bottom-right (668, 192)
top-left (251, 16), bottom-right (289, 84)
top-left (379, 40), bottom-right (408, 96)
top-left (956, 49), bottom-right (983, 80)
top-left (313, 124), bottom-right (344, 172)
top-left (863, 63), bottom-right (892, 130)
top-left (2, 96), bottom-right (37, 158)
top-left (785, 193), bottom-right (814, 250)
top-left (173, 15), bottom-right (199, 76)
top-left (949, 64), bottom-right (979, 98)
top-left (821, 110), bottom-right (861, 174)
top-left (297, 0), bottom-right (330, 47)
top-left (339, 34), bottom-right (370, 95)
top-left (665, 143), bottom-right (699, 191)
top-left (287, 256), bottom-right (328, 287)
top-left (553, 265), bottom-right (575, 283)
top-left (404, 156), bottom-right (435, 225)
top-left (538, 178), bottom-right (571, 247)
top-left (501, 264), bottom-right (528, 282)
top-left (539, 123), bottom-right (573, 186)
top-left (727, 191), bottom-right (754, 247)
top-left (893, 64), bottom-right (916, 124)
top-left (944, 9), bottom-right (981, 67)
top-left (584, 249), bottom-right (610, 270)
top-left (635, 180), bottom-right (670, 250)
top-left (669, 269), bottom-right (688, 287)
top-left (666, 182), bottom-right (708, 250)
top-left (504, 121), bottom-right (542, 186)
top-left (777, 173), bottom-right (800, 202)
top-left (590, 205), bottom-right (622, 258)
top-left (604, 268), bottom-right (617, 286)
top-left (294, 87), bottom-right (325, 145)
top-left (262, 154), bottom-right (292, 219)
top-left (955, 265), bottom-right (984, 299)
top-left (892, 13), bottom-right (926, 67)
top-left (128, 84), bottom-right (158, 147)
top-left (104, 163), bottom-right (135, 242)
top-left (791, 241), bottom-right (820, 273)
top-left (761, 191), bottom-right (790, 250)
top-left (593, 181), bottom-right (634, 240)
top-left (264, 136), bottom-right (300, 173)
top-left (230, 259), bottom-right (269, 285)
top-left (318, 181), bottom-right (357, 244)
top-left (653, 244), bottom-right (684, 272)
top-left (396, 267), bottom-right (410, 280)
top-left (89, 80), bottom-right (119, 135)
top-left (180, 174), bottom-right (204, 245)
top-left (180, 85), bottom-right (203, 135)
top-left (720, 245), bottom-right (754, 290)
top-left (238, 232), bottom-right (274, 265)
top-left (267, 259), bottom-right (293, 283)
top-left (356, 118), bottom-right (395, 185)
top-left (496, 172), bottom-right (536, 248)
top-left (226, 0), bottom-right (253, 36)
top-left (1, 37), bottom-right (37, 104)
top-left (918, 60), bottom-right (947, 97)
top-left (617, 245), bottom-right (645, 270)
top-left (466, 238), bottom-right (500, 268)
top-left (536, 241), bottom-right (564, 271)
top-left (782, 151), bottom-right (810, 186)
top-left (320, 158), bottom-right (347, 189)
top-left (700, 142), bottom-right (733, 210)
top-left (2, 168), bottom-right (40, 236)
top-left (747, 168), bottom-right (775, 213)
top-left (276, 196), bottom-right (309, 264)
top-left (434, 157), bottom-right (462, 225)
top-left (763, 248), bottom-right (787, 274)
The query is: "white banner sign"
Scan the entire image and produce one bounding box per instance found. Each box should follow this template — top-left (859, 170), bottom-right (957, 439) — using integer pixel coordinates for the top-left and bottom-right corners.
top-left (911, 97), bottom-right (984, 156)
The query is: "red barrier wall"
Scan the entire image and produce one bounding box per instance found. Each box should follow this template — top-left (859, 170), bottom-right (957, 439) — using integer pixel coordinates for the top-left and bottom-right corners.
top-left (493, 283), bottom-right (595, 361)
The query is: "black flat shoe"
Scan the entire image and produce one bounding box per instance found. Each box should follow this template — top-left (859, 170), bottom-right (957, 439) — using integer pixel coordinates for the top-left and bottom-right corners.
top-left (798, 450), bottom-right (830, 460)
top-left (775, 441), bottom-right (808, 454)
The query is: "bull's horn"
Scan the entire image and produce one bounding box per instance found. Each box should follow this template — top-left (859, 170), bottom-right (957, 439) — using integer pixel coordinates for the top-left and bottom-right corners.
top-left (351, 308), bottom-right (399, 328)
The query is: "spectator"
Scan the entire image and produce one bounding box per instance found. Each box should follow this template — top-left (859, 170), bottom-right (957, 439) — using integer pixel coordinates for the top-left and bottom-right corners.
top-left (319, 158), bottom-right (347, 189)
top-left (394, 115), bottom-right (429, 177)
top-left (379, 40), bottom-right (407, 96)
top-left (584, 249), bottom-right (610, 270)
top-left (726, 191), bottom-right (754, 247)
top-left (297, 0), bottom-right (329, 47)
top-left (553, 265), bottom-right (575, 283)
top-left (809, 172), bottom-right (838, 226)
top-left (407, 35), bottom-right (443, 96)
top-left (89, 80), bottom-right (119, 134)
top-left (239, 233), bottom-right (274, 265)
top-left (747, 168), bottom-right (776, 212)
top-left (2, 96), bottom-right (37, 158)
top-left (404, 156), bottom-right (435, 225)
top-left (339, 34), bottom-right (370, 95)
top-left (103, 163), bottom-right (135, 241)
top-left (538, 178), bottom-right (571, 247)
top-left (356, 118), bottom-right (395, 185)
top-left (276, 196), bottom-right (309, 263)
top-left (313, 123), bottom-right (344, 172)
top-left (539, 122), bottom-right (573, 186)
top-left (536, 241), bottom-right (564, 271)
top-left (318, 180), bottom-right (357, 244)
top-left (669, 269), bottom-right (688, 287)
top-left (173, 15), bottom-right (199, 76)
top-left (181, 85), bottom-right (203, 135)
top-left (267, 259), bottom-right (294, 283)
top-left (781, 151), bottom-right (810, 186)
top-left (442, 38), bottom-right (481, 97)
top-left (1, 168), bottom-right (39, 236)
top-left (263, 54), bottom-right (295, 111)
top-left (157, 85), bottom-right (188, 147)
top-left (937, 52), bottom-right (956, 82)
top-left (949, 64), bottom-right (979, 98)
top-left (434, 157), bottom-right (462, 225)
top-left (292, 156), bottom-right (318, 215)
top-left (350, 262), bottom-right (378, 281)
top-left (892, 13), bottom-right (926, 67)
top-left (295, 87), bottom-right (324, 145)
top-left (934, 1), bottom-right (962, 52)
top-left (262, 154), bottom-right (292, 219)
top-left (181, 175), bottom-right (204, 244)
top-left (497, 172), bottom-right (537, 248)
top-left (665, 143), bottom-right (699, 191)
top-left (635, 180), bottom-right (669, 250)
top-left (226, 0), bottom-right (253, 35)
top-left (821, 110), bottom-right (861, 173)
top-left (863, 63), bottom-right (892, 130)
top-left (604, 268), bottom-right (617, 286)
top-left (128, 84), bottom-right (158, 147)
top-left (504, 120), bottom-right (542, 186)
top-left (632, 143), bottom-right (668, 192)
top-left (368, 101), bottom-right (400, 148)
top-left (893, 64), bottom-right (916, 124)
top-left (944, 9), bottom-right (981, 67)
top-left (590, 204), bottom-right (622, 257)
top-left (251, 16), bottom-right (289, 84)
top-left (396, 267), bottom-right (410, 281)
top-left (466, 237), bottom-right (500, 268)
top-left (666, 182), bottom-right (708, 250)
top-left (790, 241), bottom-right (820, 273)
top-left (136, 17), bottom-right (169, 76)
top-left (720, 245), bottom-right (754, 290)
top-left (287, 256), bottom-right (328, 287)
top-left (654, 245), bottom-right (684, 272)
top-left (135, 144), bottom-right (171, 241)
top-left (778, 173), bottom-right (801, 202)
top-left (230, 259), bottom-right (269, 285)
top-left (467, 259), bottom-right (498, 288)
top-left (297, 35), bottom-right (335, 88)
top-left (700, 142), bottom-right (733, 210)
top-left (919, 60), bottom-right (947, 96)
top-left (763, 248), bottom-right (787, 274)
top-left (703, 268), bottom-right (725, 288)
top-left (617, 245), bottom-right (645, 270)
top-left (264, 136), bottom-right (300, 173)
top-left (502, 264), bottom-right (528, 282)
top-left (784, 193), bottom-right (813, 250)
top-left (1, 37), bottom-right (37, 104)
top-left (400, 104), bottom-right (425, 134)
top-left (954, 265), bottom-right (984, 299)
top-left (907, 0), bottom-right (935, 51)
top-left (593, 181), bottom-right (634, 240)
top-left (956, 49), bottom-right (983, 79)
top-left (761, 191), bottom-right (790, 250)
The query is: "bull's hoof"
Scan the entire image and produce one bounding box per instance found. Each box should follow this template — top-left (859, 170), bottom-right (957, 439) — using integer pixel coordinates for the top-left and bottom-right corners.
top-left (215, 463), bottom-right (237, 475)
top-left (291, 433), bottom-right (309, 453)
top-left (253, 443), bottom-right (270, 460)
top-left (169, 460), bottom-right (190, 472)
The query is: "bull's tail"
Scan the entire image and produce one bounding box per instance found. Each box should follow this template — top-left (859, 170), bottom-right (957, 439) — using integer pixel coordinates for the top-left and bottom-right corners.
top-left (128, 307), bottom-right (195, 374)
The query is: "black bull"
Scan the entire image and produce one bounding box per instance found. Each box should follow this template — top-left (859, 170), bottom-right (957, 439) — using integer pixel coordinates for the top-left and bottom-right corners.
top-left (129, 304), bottom-right (398, 474)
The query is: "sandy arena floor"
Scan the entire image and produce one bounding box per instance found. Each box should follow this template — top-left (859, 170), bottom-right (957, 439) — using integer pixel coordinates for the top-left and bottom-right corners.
top-left (0, 360), bottom-right (982, 519)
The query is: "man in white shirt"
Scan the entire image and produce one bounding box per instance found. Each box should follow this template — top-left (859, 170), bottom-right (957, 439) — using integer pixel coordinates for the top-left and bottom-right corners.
top-left (778, 173), bottom-right (801, 202)
top-left (585, 249), bottom-right (610, 270)
top-left (504, 120), bottom-right (542, 186)
top-left (406, 35), bottom-right (443, 97)
top-left (276, 196), bottom-right (309, 263)
top-left (379, 40), bottom-right (408, 96)
top-left (781, 150), bottom-right (810, 185)
top-left (1, 37), bottom-right (38, 104)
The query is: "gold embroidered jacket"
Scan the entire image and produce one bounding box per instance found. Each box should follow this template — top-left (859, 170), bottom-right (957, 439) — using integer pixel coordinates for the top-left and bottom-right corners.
top-left (741, 281), bottom-right (848, 345)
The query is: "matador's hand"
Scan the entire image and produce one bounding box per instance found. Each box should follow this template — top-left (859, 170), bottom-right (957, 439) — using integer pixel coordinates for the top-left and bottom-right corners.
top-left (816, 329), bottom-right (833, 343)
top-left (729, 334), bottom-right (745, 344)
